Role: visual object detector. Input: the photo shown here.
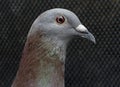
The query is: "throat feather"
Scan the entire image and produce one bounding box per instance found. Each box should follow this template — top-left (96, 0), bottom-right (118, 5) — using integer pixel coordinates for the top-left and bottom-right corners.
top-left (42, 35), bottom-right (66, 62)
top-left (12, 31), bottom-right (66, 87)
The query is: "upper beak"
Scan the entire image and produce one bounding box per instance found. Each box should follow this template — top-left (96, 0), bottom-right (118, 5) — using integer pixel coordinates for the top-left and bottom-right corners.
top-left (75, 24), bottom-right (96, 44)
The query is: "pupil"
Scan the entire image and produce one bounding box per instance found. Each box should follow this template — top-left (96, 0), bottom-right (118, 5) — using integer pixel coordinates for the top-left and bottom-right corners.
top-left (59, 18), bottom-right (63, 22)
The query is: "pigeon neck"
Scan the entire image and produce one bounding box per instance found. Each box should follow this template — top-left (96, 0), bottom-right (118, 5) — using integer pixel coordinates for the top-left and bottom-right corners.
top-left (41, 34), bottom-right (67, 62)
top-left (12, 31), bottom-right (65, 87)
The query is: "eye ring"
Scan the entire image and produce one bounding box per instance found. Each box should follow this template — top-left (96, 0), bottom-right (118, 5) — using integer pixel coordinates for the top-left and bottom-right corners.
top-left (56, 16), bottom-right (65, 24)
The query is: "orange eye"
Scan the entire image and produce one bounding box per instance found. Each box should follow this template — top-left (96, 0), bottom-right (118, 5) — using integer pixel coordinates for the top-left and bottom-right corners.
top-left (56, 16), bottom-right (65, 24)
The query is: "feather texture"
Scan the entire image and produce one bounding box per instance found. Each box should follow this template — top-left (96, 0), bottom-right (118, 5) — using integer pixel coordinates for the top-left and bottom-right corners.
top-left (12, 31), bottom-right (65, 87)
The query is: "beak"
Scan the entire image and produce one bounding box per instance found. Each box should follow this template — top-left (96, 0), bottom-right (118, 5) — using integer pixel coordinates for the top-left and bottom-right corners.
top-left (75, 24), bottom-right (96, 44)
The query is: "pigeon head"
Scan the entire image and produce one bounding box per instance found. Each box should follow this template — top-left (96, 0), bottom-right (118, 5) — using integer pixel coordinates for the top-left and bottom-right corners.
top-left (29, 8), bottom-right (96, 44)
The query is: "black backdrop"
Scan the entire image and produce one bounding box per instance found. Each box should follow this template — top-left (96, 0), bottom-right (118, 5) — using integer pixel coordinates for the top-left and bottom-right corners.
top-left (0, 0), bottom-right (120, 87)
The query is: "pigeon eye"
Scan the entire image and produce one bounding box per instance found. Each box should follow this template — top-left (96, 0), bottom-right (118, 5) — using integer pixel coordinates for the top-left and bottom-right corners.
top-left (56, 16), bottom-right (65, 24)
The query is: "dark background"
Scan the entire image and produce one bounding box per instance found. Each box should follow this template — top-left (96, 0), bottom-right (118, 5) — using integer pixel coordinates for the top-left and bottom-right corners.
top-left (0, 0), bottom-right (120, 87)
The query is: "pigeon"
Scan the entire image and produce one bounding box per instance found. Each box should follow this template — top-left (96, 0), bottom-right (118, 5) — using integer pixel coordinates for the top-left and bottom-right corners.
top-left (12, 8), bottom-right (95, 87)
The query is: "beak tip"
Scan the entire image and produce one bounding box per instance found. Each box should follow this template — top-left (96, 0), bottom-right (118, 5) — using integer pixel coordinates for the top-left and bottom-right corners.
top-left (90, 34), bottom-right (96, 44)
top-left (92, 38), bottom-right (96, 44)
top-left (85, 32), bottom-right (96, 44)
